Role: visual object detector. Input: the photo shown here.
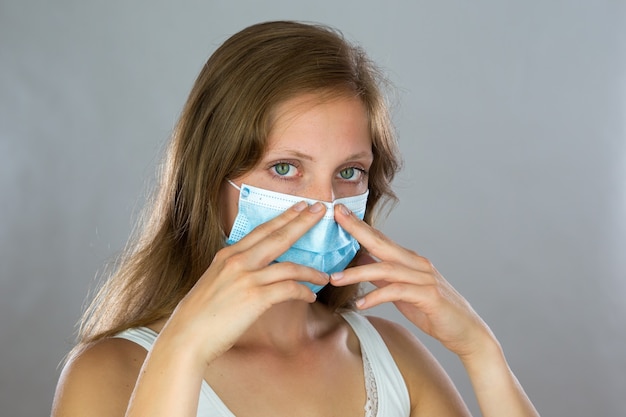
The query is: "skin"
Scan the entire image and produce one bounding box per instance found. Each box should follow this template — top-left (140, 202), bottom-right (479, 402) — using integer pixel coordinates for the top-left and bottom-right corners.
top-left (52, 93), bottom-right (538, 417)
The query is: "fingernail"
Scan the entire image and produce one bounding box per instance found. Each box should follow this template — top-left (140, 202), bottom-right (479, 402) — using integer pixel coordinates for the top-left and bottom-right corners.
top-left (355, 298), bottom-right (365, 308)
top-left (331, 271), bottom-right (344, 281)
top-left (309, 202), bottom-right (324, 213)
top-left (340, 204), bottom-right (352, 216)
top-left (293, 201), bottom-right (307, 212)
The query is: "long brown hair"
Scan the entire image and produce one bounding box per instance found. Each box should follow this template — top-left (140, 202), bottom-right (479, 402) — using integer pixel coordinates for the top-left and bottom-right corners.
top-left (75, 21), bottom-right (401, 352)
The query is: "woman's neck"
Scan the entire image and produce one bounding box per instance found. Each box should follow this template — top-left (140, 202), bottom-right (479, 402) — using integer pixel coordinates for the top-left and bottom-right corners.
top-left (233, 301), bottom-right (336, 355)
top-left (147, 301), bottom-right (340, 357)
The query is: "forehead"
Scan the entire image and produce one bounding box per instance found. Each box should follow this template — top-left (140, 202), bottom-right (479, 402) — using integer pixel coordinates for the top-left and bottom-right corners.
top-left (266, 92), bottom-right (372, 153)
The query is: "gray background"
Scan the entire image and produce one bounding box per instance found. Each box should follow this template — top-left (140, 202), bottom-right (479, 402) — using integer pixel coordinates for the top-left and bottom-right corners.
top-left (1, 1), bottom-right (625, 416)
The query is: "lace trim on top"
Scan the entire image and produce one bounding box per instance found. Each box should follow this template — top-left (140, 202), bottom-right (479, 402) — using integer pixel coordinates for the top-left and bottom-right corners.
top-left (363, 349), bottom-right (379, 417)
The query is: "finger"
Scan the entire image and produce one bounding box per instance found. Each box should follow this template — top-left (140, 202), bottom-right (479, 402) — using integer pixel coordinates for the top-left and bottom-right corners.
top-left (252, 261), bottom-right (330, 288)
top-left (229, 200), bottom-right (308, 251)
top-left (237, 263), bottom-right (330, 308)
top-left (355, 282), bottom-right (441, 311)
top-left (334, 204), bottom-right (419, 265)
top-left (228, 202), bottom-right (328, 267)
top-left (331, 261), bottom-right (436, 287)
top-left (255, 279), bottom-right (319, 306)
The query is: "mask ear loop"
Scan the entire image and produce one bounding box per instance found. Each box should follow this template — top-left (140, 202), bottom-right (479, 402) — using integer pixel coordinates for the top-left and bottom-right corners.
top-left (227, 179), bottom-right (241, 191)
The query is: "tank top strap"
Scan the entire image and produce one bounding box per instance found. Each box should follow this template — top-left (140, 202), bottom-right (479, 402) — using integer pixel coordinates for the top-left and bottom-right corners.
top-left (341, 311), bottom-right (411, 417)
top-left (113, 327), bottom-right (158, 351)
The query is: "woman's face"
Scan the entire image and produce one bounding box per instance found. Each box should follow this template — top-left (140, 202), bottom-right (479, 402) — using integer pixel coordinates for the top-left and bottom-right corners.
top-left (221, 93), bottom-right (373, 235)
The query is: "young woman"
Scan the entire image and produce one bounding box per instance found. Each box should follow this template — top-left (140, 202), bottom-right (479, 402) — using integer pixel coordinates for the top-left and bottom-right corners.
top-left (52, 21), bottom-right (539, 417)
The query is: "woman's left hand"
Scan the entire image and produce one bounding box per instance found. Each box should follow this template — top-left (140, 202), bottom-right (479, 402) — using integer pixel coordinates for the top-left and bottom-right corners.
top-left (331, 204), bottom-right (497, 360)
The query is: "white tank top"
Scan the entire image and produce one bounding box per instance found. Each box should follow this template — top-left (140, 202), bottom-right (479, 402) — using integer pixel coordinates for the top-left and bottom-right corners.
top-left (115, 311), bottom-right (410, 417)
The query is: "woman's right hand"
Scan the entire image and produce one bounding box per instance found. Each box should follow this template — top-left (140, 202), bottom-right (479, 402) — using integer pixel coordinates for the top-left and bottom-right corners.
top-left (158, 200), bottom-right (330, 367)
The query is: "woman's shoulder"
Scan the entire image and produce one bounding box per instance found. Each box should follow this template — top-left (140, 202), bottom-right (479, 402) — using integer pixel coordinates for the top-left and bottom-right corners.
top-left (52, 337), bottom-right (147, 417)
top-left (363, 315), bottom-right (428, 356)
top-left (65, 336), bottom-right (149, 377)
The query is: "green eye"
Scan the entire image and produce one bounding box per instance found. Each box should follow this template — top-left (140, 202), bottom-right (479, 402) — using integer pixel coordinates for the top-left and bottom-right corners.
top-left (339, 167), bottom-right (355, 179)
top-left (274, 163), bottom-right (292, 176)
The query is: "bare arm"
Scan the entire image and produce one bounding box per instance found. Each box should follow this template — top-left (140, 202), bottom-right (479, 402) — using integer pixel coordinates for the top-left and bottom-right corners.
top-left (459, 337), bottom-right (538, 417)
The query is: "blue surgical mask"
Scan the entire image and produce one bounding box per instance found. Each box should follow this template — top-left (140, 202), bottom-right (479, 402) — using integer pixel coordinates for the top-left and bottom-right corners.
top-left (226, 181), bottom-right (368, 293)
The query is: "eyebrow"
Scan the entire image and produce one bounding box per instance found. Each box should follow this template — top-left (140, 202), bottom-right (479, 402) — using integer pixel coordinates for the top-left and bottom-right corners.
top-left (270, 149), bottom-right (373, 162)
